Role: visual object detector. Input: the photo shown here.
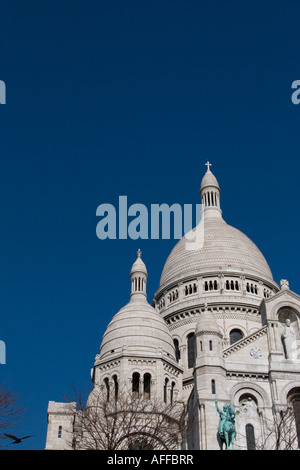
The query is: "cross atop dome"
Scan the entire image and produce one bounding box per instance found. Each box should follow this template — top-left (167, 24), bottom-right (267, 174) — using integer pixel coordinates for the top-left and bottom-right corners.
top-left (137, 248), bottom-right (142, 258)
top-left (205, 161), bottom-right (212, 172)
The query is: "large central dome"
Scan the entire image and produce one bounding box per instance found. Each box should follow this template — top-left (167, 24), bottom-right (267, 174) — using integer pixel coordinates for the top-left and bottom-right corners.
top-left (159, 216), bottom-right (273, 288)
top-left (159, 164), bottom-right (274, 289)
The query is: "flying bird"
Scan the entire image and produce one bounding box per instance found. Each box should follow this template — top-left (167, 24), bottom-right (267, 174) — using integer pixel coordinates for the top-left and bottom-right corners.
top-left (4, 433), bottom-right (32, 444)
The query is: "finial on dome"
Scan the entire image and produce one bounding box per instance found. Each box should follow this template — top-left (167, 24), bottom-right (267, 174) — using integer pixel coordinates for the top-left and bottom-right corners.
top-left (137, 248), bottom-right (142, 258)
top-left (205, 161), bottom-right (212, 172)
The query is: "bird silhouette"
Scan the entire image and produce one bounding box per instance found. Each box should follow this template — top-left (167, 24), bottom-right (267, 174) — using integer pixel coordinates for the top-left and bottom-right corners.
top-left (4, 433), bottom-right (32, 444)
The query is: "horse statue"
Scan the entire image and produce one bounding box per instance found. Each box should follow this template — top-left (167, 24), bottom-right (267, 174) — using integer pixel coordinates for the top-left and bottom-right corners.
top-left (215, 397), bottom-right (236, 450)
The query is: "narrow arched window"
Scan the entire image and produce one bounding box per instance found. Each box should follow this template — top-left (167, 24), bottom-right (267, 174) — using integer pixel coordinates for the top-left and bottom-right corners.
top-left (58, 425), bottom-right (62, 438)
top-left (211, 379), bottom-right (216, 394)
top-left (209, 340), bottom-right (213, 351)
top-left (173, 339), bottom-right (180, 362)
top-left (132, 372), bottom-right (140, 399)
top-left (170, 382), bottom-right (175, 405)
top-left (163, 378), bottom-right (169, 403)
top-left (143, 373), bottom-right (151, 400)
top-left (246, 424), bottom-right (255, 450)
top-left (292, 399), bottom-right (300, 448)
top-left (112, 374), bottom-right (118, 401)
top-left (288, 389), bottom-right (300, 448)
top-left (104, 377), bottom-right (110, 401)
top-left (187, 333), bottom-right (195, 369)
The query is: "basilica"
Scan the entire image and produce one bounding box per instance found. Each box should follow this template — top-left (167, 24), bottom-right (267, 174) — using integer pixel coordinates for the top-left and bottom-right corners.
top-left (45, 164), bottom-right (300, 450)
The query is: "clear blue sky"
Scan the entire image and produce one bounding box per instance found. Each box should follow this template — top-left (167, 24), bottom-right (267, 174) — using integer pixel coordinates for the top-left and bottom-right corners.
top-left (0, 1), bottom-right (299, 449)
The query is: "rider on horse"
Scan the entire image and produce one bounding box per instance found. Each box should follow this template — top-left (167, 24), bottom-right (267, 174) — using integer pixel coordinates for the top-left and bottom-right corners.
top-left (215, 397), bottom-right (236, 449)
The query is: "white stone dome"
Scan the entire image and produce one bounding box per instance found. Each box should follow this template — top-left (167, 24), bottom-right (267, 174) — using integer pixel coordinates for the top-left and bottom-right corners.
top-left (195, 309), bottom-right (222, 336)
top-left (159, 215), bottom-right (273, 288)
top-left (200, 167), bottom-right (219, 190)
top-left (99, 251), bottom-right (176, 361)
top-left (99, 298), bottom-right (176, 360)
top-left (159, 165), bottom-right (274, 289)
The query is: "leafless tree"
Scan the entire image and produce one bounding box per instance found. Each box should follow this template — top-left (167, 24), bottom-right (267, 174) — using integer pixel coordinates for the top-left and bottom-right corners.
top-left (0, 385), bottom-right (24, 447)
top-left (236, 404), bottom-right (299, 450)
top-left (257, 405), bottom-right (299, 450)
top-left (69, 387), bottom-right (186, 450)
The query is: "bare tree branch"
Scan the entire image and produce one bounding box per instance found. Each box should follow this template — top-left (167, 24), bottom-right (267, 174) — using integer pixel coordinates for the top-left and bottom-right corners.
top-left (68, 387), bottom-right (186, 450)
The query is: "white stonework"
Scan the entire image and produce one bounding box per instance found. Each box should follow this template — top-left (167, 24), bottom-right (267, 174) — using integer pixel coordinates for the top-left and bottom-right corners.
top-left (45, 164), bottom-right (300, 450)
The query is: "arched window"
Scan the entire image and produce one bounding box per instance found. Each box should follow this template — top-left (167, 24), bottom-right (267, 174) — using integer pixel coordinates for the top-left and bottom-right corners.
top-left (129, 439), bottom-right (153, 450)
top-left (143, 373), bottom-right (151, 400)
top-left (245, 424), bottom-right (255, 450)
top-left (211, 379), bottom-right (216, 395)
top-left (132, 372), bottom-right (140, 399)
top-left (187, 333), bottom-right (196, 369)
top-left (292, 399), bottom-right (300, 448)
top-left (170, 381), bottom-right (175, 405)
top-left (163, 378), bottom-right (169, 403)
top-left (287, 388), bottom-right (300, 448)
top-left (58, 425), bottom-right (62, 438)
top-left (173, 339), bottom-right (180, 362)
top-left (112, 374), bottom-right (118, 401)
top-left (104, 377), bottom-right (110, 401)
top-left (230, 329), bottom-right (244, 345)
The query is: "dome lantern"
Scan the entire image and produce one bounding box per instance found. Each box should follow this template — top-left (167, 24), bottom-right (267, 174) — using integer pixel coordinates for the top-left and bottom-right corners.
top-left (130, 249), bottom-right (148, 301)
top-left (200, 162), bottom-right (222, 219)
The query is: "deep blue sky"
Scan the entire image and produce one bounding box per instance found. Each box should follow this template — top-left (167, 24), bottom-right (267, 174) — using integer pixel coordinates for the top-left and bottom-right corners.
top-left (0, 1), bottom-right (299, 450)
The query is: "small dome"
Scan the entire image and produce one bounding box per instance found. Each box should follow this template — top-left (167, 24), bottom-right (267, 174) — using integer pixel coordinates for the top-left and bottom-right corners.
top-left (99, 251), bottom-right (176, 361)
top-left (99, 299), bottom-right (176, 360)
top-left (200, 164), bottom-right (220, 190)
top-left (195, 309), bottom-right (221, 336)
top-left (130, 248), bottom-right (147, 275)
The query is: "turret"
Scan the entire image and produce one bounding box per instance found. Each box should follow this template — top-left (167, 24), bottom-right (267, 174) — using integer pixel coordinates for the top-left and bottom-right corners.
top-left (200, 161), bottom-right (222, 219)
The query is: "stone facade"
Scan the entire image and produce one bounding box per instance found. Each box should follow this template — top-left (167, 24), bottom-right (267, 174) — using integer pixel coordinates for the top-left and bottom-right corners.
top-left (45, 165), bottom-right (300, 450)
